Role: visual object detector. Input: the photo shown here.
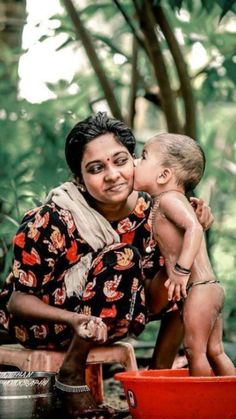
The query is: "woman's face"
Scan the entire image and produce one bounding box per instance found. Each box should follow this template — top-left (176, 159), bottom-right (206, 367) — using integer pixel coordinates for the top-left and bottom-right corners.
top-left (80, 133), bottom-right (134, 205)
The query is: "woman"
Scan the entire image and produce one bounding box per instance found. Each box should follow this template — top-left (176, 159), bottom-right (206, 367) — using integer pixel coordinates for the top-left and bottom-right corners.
top-left (0, 112), bottom-right (213, 418)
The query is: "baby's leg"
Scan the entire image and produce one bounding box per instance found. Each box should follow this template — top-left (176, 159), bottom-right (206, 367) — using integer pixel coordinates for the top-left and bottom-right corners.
top-left (207, 313), bottom-right (235, 376)
top-left (183, 284), bottom-right (221, 376)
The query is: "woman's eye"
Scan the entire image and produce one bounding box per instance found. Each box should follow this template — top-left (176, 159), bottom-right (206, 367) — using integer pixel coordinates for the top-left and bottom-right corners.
top-left (88, 165), bottom-right (103, 174)
top-left (116, 157), bottom-right (128, 165)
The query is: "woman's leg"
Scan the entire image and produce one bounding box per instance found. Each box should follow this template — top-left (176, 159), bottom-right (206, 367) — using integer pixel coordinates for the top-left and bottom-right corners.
top-left (58, 243), bottom-right (146, 416)
top-left (149, 310), bottom-right (183, 369)
top-left (57, 336), bottom-right (97, 416)
top-left (146, 269), bottom-right (184, 369)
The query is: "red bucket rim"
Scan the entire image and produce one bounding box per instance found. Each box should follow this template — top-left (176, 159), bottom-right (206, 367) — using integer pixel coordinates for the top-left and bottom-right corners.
top-left (115, 368), bottom-right (236, 383)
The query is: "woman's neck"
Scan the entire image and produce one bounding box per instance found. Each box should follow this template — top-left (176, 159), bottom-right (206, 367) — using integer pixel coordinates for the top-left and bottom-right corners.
top-left (94, 190), bottom-right (138, 222)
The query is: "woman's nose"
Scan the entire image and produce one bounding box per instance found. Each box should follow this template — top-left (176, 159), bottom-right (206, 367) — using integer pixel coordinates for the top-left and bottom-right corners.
top-left (104, 166), bottom-right (120, 181)
top-left (134, 158), bottom-right (140, 167)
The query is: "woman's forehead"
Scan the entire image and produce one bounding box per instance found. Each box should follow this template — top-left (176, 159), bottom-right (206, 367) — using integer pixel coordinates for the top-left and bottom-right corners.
top-left (82, 133), bottom-right (129, 161)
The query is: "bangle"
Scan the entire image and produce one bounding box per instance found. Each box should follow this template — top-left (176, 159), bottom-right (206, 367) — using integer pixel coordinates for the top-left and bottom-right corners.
top-left (174, 263), bottom-right (191, 275)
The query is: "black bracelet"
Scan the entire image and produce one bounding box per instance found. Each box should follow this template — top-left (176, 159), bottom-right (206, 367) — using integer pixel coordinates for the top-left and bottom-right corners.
top-left (174, 263), bottom-right (191, 274)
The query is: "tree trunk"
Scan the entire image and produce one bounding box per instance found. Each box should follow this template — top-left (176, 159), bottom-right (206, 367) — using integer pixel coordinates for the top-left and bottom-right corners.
top-left (134, 0), bottom-right (181, 133)
top-left (62, 0), bottom-right (124, 122)
top-left (152, 5), bottom-right (197, 138)
top-left (0, 0), bottom-right (26, 92)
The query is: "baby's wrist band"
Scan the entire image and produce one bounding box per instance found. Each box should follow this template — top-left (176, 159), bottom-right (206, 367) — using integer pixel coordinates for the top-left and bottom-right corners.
top-left (174, 263), bottom-right (191, 276)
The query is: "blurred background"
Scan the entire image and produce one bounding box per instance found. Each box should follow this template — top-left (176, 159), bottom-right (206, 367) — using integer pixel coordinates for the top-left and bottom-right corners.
top-left (0, 0), bottom-right (235, 361)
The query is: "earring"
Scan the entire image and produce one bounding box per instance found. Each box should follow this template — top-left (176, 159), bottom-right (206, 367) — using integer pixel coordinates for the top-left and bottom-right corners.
top-left (78, 183), bottom-right (86, 192)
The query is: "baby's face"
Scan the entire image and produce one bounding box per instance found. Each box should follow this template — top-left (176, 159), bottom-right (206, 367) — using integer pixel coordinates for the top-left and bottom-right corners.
top-left (133, 139), bottom-right (164, 195)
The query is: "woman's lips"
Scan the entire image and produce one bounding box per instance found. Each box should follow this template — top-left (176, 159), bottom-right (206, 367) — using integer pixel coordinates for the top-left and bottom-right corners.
top-left (105, 183), bottom-right (126, 192)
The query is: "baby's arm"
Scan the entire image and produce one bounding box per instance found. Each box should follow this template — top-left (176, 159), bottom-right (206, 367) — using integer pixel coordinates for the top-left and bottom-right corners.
top-left (157, 193), bottom-right (203, 301)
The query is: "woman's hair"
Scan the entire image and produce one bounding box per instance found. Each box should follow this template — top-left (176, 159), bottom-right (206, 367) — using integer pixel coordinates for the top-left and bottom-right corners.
top-left (65, 112), bottom-right (136, 178)
top-left (151, 133), bottom-right (206, 192)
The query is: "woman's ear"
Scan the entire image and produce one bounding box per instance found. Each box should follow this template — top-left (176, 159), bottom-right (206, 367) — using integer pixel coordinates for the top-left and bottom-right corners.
top-left (156, 168), bottom-right (172, 184)
top-left (75, 176), bottom-right (87, 192)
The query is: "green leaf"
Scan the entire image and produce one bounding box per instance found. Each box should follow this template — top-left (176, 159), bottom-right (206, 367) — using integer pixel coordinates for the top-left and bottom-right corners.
top-left (224, 55), bottom-right (236, 85)
top-left (217, 0), bottom-right (236, 20)
top-left (93, 33), bottom-right (129, 58)
top-left (2, 215), bottom-right (19, 228)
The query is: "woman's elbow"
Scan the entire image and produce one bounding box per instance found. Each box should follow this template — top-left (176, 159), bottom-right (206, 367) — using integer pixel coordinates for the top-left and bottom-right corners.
top-left (7, 291), bottom-right (23, 315)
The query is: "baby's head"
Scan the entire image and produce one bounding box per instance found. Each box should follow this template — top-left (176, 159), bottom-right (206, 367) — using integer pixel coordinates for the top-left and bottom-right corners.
top-left (149, 133), bottom-right (205, 193)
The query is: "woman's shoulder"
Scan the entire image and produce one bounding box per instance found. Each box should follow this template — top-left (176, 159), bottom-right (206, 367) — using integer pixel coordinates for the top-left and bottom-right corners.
top-left (134, 191), bottom-right (153, 214)
top-left (19, 202), bottom-right (77, 237)
top-left (137, 191), bottom-right (152, 204)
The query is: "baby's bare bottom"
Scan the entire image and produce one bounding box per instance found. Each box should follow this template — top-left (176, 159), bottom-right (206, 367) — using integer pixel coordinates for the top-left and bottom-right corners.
top-left (183, 282), bottom-right (235, 376)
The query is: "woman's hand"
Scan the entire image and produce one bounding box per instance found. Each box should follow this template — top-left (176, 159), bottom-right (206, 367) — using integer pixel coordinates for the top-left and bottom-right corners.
top-left (190, 197), bottom-right (214, 230)
top-left (70, 314), bottom-right (107, 343)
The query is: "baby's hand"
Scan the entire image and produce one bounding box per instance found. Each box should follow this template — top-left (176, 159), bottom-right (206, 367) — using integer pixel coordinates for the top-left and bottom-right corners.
top-left (164, 274), bottom-right (189, 301)
top-left (71, 314), bottom-right (107, 343)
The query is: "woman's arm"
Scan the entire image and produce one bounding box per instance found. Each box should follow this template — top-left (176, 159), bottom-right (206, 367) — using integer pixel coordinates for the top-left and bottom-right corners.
top-left (8, 291), bottom-right (107, 342)
top-left (190, 197), bottom-right (214, 230)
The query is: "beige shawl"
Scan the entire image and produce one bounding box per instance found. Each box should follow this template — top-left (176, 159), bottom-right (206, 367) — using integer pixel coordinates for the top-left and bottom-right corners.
top-left (45, 182), bottom-right (120, 298)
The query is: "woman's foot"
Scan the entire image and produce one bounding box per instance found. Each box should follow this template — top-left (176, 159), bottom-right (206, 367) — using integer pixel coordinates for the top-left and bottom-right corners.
top-left (55, 373), bottom-right (105, 418)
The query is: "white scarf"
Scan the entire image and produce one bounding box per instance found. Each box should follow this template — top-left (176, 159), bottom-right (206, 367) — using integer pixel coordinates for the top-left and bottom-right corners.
top-left (45, 182), bottom-right (120, 298)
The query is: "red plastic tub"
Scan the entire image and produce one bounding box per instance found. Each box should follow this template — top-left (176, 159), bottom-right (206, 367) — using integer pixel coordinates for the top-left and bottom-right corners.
top-left (115, 369), bottom-right (236, 418)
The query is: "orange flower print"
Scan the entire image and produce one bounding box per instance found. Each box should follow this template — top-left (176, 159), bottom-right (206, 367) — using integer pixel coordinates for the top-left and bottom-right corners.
top-left (19, 270), bottom-right (37, 287)
top-left (13, 232), bottom-right (25, 248)
top-left (134, 313), bottom-right (145, 324)
top-left (54, 324), bottom-right (67, 335)
top-left (15, 326), bottom-right (29, 343)
top-left (82, 306), bottom-right (92, 316)
top-left (12, 260), bottom-right (20, 277)
top-left (103, 275), bottom-right (124, 302)
top-left (100, 304), bottom-right (117, 318)
top-left (131, 278), bottom-right (139, 292)
top-left (134, 196), bottom-right (150, 218)
top-left (159, 255), bottom-right (165, 266)
top-left (66, 241), bottom-right (79, 263)
top-left (22, 248), bottom-right (41, 265)
top-left (140, 288), bottom-right (145, 305)
top-left (93, 260), bottom-right (105, 276)
top-left (114, 248), bottom-right (135, 270)
top-left (60, 210), bottom-right (76, 236)
top-left (82, 279), bottom-right (96, 301)
top-left (28, 212), bottom-right (50, 242)
top-left (50, 225), bottom-right (65, 250)
top-left (42, 273), bottom-right (53, 285)
top-left (117, 218), bottom-right (135, 234)
top-left (0, 310), bottom-right (9, 328)
top-left (31, 324), bottom-right (48, 340)
top-left (53, 286), bottom-right (66, 305)
top-left (122, 231), bottom-right (135, 244)
top-left (42, 294), bottom-right (50, 305)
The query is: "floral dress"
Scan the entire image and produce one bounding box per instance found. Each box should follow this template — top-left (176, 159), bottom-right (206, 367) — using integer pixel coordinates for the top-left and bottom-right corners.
top-left (0, 192), bottom-right (160, 349)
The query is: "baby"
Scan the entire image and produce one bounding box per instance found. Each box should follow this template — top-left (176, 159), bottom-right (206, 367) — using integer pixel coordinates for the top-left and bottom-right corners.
top-left (134, 133), bottom-right (235, 376)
